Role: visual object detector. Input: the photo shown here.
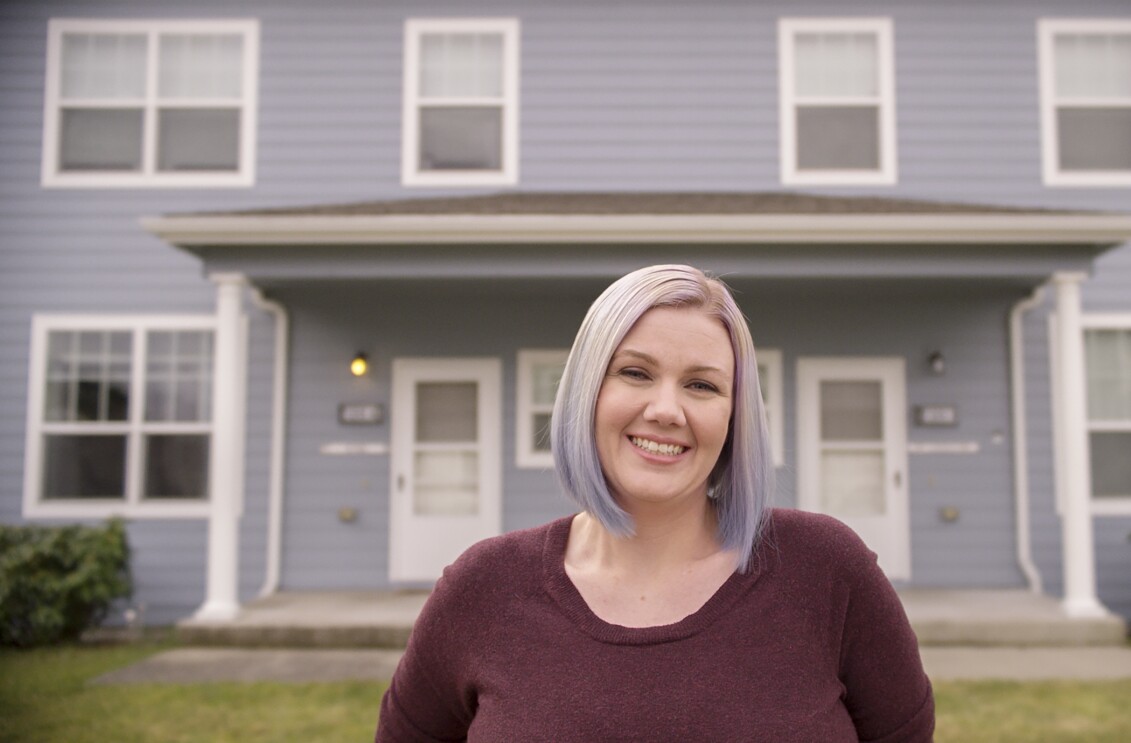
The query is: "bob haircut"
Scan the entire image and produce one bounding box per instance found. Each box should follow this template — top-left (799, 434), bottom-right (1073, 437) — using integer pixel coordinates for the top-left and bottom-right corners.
top-left (551, 264), bottom-right (773, 571)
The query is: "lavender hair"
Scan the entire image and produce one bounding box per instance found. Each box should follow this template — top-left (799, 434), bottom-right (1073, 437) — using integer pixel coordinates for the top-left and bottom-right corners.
top-left (550, 264), bottom-right (774, 571)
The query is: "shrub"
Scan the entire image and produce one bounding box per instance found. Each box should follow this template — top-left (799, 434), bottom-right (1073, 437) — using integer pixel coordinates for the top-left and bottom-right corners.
top-left (0, 519), bottom-right (132, 647)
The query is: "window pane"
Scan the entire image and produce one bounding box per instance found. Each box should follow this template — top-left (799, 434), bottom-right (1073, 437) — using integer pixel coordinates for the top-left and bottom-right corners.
top-left (157, 108), bottom-right (240, 171)
top-left (820, 450), bottom-right (885, 516)
top-left (796, 106), bottom-right (880, 170)
top-left (420, 32), bottom-right (503, 98)
top-left (1057, 108), bottom-right (1131, 171)
top-left (821, 381), bottom-right (882, 441)
top-left (533, 412), bottom-right (552, 453)
top-left (42, 434), bottom-right (126, 499)
top-left (419, 107), bottom-right (502, 171)
top-left (44, 330), bottom-right (131, 422)
top-left (794, 32), bottom-right (878, 98)
top-left (1055, 33), bottom-right (1131, 99)
top-left (1091, 432), bottom-right (1131, 498)
top-left (59, 108), bottom-right (143, 171)
top-left (532, 362), bottom-right (563, 406)
top-left (416, 382), bottom-right (477, 442)
top-left (414, 450), bottom-right (478, 515)
top-left (146, 330), bottom-right (213, 422)
top-left (144, 434), bottom-right (209, 499)
top-left (61, 33), bottom-right (146, 99)
top-left (1086, 329), bottom-right (1131, 421)
top-left (159, 33), bottom-right (244, 99)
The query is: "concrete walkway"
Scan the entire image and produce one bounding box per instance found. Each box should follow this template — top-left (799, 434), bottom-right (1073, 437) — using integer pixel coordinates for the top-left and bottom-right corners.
top-left (92, 645), bottom-right (1131, 685)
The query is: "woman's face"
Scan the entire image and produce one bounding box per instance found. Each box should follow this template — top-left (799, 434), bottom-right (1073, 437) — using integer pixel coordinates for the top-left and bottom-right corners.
top-left (594, 305), bottom-right (735, 513)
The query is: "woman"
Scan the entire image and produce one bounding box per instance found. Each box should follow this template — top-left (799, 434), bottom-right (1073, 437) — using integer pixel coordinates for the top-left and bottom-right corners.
top-left (376, 265), bottom-right (934, 742)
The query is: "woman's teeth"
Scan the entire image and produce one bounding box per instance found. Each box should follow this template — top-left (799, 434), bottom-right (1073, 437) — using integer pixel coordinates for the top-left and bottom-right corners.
top-left (630, 436), bottom-right (686, 456)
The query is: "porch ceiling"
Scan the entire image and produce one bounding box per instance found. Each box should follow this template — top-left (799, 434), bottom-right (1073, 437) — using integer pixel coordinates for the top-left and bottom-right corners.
top-left (141, 192), bottom-right (1131, 287)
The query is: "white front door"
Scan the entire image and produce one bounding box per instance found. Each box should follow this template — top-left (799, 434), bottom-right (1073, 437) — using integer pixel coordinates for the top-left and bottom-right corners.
top-left (390, 358), bottom-right (502, 582)
top-left (797, 357), bottom-right (910, 580)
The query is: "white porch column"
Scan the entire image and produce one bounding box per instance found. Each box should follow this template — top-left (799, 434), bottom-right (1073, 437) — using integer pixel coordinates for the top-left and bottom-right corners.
top-left (194, 273), bottom-right (248, 622)
top-left (1052, 272), bottom-right (1105, 618)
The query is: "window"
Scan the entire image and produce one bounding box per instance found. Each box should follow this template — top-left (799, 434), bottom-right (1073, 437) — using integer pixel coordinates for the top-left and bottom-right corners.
top-left (23, 316), bottom-right (215, 518)
top-left (778, 18), bottom-right (897, 185)
top-left (516, 350), bottom-right (567, 468)
top-left (756, 348), bottom-right (785, 467)
top-left (1083, 317), bottom-right (1131, 513)
top-left (402, 18), bottom-right (519, 187)
top-left (1039, 20), bottom-right (1131, 186)
top-left (42, 19), bottom-right (259, 188)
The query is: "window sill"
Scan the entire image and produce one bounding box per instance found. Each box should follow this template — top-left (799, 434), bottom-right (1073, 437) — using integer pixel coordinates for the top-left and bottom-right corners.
top-left (1091, 498), bottom-right (1131, 517)
top-left (24, 501), bottom-right (212, 520)
top-left (41, 171), bottom-right (255, 189)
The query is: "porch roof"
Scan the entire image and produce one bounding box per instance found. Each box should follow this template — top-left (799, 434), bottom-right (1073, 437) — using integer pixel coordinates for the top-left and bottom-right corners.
top-left (141, 192), bottom-right (1131, 286)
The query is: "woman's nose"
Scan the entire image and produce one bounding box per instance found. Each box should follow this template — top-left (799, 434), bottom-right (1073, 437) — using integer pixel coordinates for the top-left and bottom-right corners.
top-left (643, 383), bottom-right (686, 426)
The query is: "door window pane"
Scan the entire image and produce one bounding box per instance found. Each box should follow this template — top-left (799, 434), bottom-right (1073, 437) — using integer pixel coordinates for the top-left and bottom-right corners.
top-left (414, 450), bottom-right (479, 515)
top-left (532, 412), bottom-right (552, 453)
top-left (820, 381), bottom-right (882, 440)
top-left (59, 108), bottom-right (144, 171)
top-left (820, 450), bottom-right (885, 516)
top-left (144, 434), bottom-right (209, 499)
top-left (419, 107), bottom-right (503, 171)
top-left (42, 434), bottom-right (127, 499)
top-left (417, 382), bottom-right (477, 442)
top-left (157, 108), bottom-right (240, 171)
top-left (531, 362), bottom-right (563, 406)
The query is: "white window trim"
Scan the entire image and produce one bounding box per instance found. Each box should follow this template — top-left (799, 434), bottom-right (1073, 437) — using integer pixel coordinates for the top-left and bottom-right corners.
top-left (401, 17), bottom-right (520, 187)
top-left (1082, 313), bottom-right (1131, 515)
top-left (757, 348), bottom-right (785, 467)
top-left (778, 17), bottom-right (898, 186)
top-left (515, 349), bottom-right (568, 469)
top-left (1038, 18), bottom-right (1131, 188)
top-left (23, 314), bottom-right (217, 519)
top-left (41, 18), bottom-right (259, 189)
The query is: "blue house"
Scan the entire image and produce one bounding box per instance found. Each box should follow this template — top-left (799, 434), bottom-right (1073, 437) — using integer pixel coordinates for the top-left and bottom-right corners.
top-left (2, 0), bottom-right (1130, 629)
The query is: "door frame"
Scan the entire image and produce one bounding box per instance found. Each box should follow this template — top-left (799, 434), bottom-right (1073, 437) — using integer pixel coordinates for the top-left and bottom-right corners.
top-left (389, 357), bottom-right (502, 582)
top-left (796, 356), bottom-right (911, 580)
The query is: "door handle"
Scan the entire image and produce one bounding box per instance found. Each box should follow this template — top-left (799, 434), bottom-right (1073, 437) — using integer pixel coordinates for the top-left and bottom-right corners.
top-left (893, 471), bottom-right (902, 488)
top-left (397, 474), bottom-right (404, 492)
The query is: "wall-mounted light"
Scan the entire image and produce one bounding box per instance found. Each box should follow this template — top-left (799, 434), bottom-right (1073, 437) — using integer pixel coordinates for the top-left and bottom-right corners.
top-left (927, 351), bottom-right (946, 376)
top-left (350, 352), bottom-right (369, 377)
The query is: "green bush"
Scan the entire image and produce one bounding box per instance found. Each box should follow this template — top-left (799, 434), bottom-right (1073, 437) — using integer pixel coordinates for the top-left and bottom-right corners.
top-left (0, 519), bottom-right (132, 647)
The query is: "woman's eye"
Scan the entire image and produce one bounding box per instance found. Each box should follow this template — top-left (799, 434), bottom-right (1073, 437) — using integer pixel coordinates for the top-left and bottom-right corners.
top-left (619, 368), bottom-right (649, 380)
top-left (689, 380), bottom-right (720, 393)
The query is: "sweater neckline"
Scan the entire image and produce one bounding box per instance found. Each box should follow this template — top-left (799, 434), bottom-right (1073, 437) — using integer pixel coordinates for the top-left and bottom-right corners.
top-left (541, 514), bottom-right (763, 645)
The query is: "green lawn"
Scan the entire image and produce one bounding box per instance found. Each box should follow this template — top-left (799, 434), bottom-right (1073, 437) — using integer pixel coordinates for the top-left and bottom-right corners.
top-left (2, 642), bottom-right (1130, 742)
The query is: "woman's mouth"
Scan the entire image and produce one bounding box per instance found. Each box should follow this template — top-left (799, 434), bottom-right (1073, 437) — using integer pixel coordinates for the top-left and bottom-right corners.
top-left (629, 436), bottom-right (687, 456)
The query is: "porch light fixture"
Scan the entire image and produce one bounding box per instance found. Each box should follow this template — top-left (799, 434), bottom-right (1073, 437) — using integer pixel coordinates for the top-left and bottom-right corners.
top-left (350, 352), bottom-right (369, 377)
top-left (928, 351), bottom-right (946, 376)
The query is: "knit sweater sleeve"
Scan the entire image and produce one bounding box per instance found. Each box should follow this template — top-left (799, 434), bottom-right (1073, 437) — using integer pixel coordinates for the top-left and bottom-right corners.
top-left (830, 521), bottom-right (935, 742)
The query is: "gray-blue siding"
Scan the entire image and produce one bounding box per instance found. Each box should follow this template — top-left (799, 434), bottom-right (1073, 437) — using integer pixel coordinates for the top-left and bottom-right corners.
top-left (1, 0), bottom-right (1129, 622)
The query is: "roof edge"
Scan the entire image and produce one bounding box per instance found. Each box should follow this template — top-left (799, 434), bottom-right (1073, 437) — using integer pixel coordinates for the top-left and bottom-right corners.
top-left (141, 213), bottom-right (1131, 247)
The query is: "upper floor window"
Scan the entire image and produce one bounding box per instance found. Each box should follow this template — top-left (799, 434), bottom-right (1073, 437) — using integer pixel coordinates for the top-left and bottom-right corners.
top-left (402, 18), bottom-right (519, 187)
top-left (1039, 20), bottom-right (1131, 187)
top-left (23, 316), bottom-right (215, 519)
top-left (778, 18), bottom-right (897, 185)
top-left (42, 19), bottom-right (259, 188)
top-left (1084, 317), bottom-right (1131, 514)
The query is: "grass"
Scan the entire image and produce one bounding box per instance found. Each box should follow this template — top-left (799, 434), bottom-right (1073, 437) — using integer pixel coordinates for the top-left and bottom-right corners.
top-left (2, 642), bottom-right (1130, 742)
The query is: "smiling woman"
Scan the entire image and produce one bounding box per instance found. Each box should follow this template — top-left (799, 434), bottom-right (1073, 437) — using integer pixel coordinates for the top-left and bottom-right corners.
top-left (375, 265), bottom-right (934, 742)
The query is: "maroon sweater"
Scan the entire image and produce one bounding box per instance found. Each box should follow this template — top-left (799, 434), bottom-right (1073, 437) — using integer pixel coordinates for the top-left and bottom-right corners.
top-left (376, 509), bottom-right (934, 742)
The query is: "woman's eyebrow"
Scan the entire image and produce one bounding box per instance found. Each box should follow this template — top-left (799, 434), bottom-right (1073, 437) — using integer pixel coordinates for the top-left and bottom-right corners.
top-left (615, 349), bottom-right (728, 377)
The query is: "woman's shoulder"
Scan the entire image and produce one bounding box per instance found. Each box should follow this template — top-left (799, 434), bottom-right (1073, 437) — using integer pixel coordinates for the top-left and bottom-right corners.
top-left (437, 516), bottom-right (569, 595)
top-left (759, 508), bottom-right (877, 575)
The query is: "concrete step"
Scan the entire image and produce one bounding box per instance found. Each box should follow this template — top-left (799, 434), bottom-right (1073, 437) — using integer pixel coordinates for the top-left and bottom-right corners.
top-left (176, 589), bottom-right (1128, 649)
